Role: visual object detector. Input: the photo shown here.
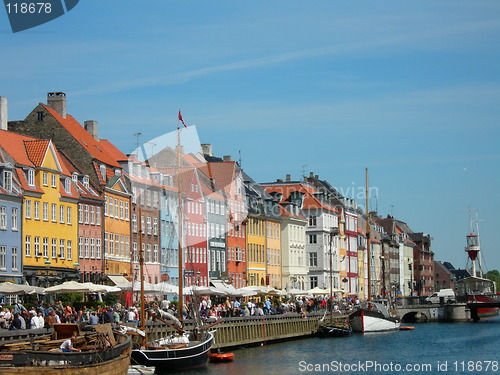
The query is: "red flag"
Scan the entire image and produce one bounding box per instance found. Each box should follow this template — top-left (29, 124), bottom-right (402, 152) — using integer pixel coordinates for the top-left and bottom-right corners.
top-left (178, 110), bottom-right (187, 128)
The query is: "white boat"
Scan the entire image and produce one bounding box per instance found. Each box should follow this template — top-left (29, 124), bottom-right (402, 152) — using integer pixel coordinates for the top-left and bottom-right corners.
top-left (349, 302), bottom-right (400, 332)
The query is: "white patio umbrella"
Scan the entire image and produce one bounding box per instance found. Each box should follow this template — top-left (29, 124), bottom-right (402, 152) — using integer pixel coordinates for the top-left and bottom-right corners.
top-left (0, 282), bottom-right (43, 295)
top-left (307, 287), bottom-right (330, 295)
top-left (183, 285), bottom-right (228, 296)
top-left (287, 288), bottom-right (308, 296)
top-left (115, 280), bottom-right (157, 293)
top-left (43, 281), bottom-right (98, 293)
top-left (81, 282), bottom-right (121, 293)
top-left (153, 282), bottom-right (178, 295)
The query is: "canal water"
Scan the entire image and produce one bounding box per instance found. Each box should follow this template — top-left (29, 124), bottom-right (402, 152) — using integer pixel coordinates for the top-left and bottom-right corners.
top-left (189, 315), bottom-right (499, 375)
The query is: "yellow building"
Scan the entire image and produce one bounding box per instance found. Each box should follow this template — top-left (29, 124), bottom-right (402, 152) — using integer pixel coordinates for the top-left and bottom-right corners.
top-left (266, 220), bottom-right (281, 289)
top-left (246, 216), bottom-right (267, 286)
top-left (0, 132), bottom-right (79, 287)
top-left (103, 178), bottom-right (131, 276)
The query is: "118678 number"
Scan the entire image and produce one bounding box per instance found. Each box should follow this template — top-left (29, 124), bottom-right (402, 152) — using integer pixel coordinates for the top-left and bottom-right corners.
top-left (5, 2), bottom-right (52, 14)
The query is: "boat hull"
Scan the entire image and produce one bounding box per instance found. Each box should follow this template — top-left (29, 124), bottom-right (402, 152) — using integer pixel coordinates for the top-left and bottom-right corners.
top-left (131, 331), bottom-right (213, 373)
top-left (468, 295), bottom-right (499, 317)
top-left (349, 309), bottom-right (400, 332)
top-left (0, 350), bottom-right (131, 375)
top-left (317, 325), bottom-right (352, 338)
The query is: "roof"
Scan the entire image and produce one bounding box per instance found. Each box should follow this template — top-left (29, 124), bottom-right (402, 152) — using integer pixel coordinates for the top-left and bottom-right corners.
top-left (42, 104), bottom-right (121, 168)
top-left (23, 140), bottom-right (51, 167)
top-left (0, 130), bottom-right (40, 167)
top-left (99, 139), bottom-right (129, 162)
top-left (261, 182), bottom-right (339, 213)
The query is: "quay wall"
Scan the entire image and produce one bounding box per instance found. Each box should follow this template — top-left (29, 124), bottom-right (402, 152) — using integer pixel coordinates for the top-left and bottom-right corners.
top-left (143, 312), bottom-right (348, 349)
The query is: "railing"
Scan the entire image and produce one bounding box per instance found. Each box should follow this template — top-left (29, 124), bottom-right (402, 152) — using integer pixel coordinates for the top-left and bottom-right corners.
top-left (141, 312), bottom-right (349, 349)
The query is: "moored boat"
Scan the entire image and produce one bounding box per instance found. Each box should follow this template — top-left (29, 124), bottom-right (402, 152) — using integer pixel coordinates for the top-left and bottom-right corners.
top-left (208, 350), bottom-right (235, 362)
top-left (349, 303), bottom-right (400, 332)
top-left (317, 324), bottom-right (352, 338)
top-left (0, 323), bottom-right (131, 375)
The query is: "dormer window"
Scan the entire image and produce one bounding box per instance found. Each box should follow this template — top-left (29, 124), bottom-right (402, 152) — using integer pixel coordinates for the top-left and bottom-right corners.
top-left (27, 169), bottom-right (35, 187)
top-left (72, 172), bottom-right (78, 183)
top-left (114, 169), bottom-right (121, 176)
top-left (65, 178), bottom-right (71, 194)
top-left (2, 171), bottom-right (12, 192)
top-left (100, 164), bottom-right (106, 181)
top-left (51, 173), bottom-right (57, 188)
top-left (83, 176), bottom-right (89, 189)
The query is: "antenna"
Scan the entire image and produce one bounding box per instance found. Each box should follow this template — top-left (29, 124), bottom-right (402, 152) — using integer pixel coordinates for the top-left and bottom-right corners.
top-left (133, 132), bottom-right (142, 150)
top-left (301, 164), bottom-right (307, 178)
top-left (238, 150), bottom-right (242, 167)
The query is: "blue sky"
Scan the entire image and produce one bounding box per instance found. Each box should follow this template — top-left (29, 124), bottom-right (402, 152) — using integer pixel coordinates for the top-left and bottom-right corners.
top-left (1, 1), bottom-right (499, 271)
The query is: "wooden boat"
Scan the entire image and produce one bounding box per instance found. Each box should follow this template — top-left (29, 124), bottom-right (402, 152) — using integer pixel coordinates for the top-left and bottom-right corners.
top-left (349, 303), bottom-right (400, 333)
top-left (208, 351), bottom-right (234, 362)
top-left (0, 323), bottom-right (131, 375)
top-left (399, 326), bottom-right (415, 331)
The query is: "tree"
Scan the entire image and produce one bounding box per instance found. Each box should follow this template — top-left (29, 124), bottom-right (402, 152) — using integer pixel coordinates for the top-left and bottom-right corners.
top-left (485, 270), bottom-right (500, 292)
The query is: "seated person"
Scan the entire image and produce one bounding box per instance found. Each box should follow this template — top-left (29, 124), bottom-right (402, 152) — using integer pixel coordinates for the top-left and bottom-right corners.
top-left (60, 335), bottom-right (81, 352)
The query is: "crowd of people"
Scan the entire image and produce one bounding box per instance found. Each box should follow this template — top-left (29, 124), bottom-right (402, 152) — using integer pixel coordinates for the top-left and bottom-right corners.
top-left (0, 300), bottom-right (141, 331)
top-left (0, 295), bottom-right (361, 331)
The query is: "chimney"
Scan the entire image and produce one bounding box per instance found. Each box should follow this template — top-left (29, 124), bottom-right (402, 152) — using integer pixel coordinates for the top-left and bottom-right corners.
top-left (201, 144), bottom-right (213, 156)
top-left (47, 92), bottom-right (67, 118)
top-left (285, 174), bottom-right (291, 182)
top-left (84, 120), bottom-right (99, 140)
top-left (309, 172), bottom-right (314, 178)
top-left (223, 155), bottom-right (232, 162)
top-left (0, 97), bottom-right (7, 131)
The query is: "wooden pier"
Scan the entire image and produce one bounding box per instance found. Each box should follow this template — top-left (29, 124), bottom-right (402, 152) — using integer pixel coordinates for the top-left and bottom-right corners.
top-left (143, 312), bottom-right (349, 349)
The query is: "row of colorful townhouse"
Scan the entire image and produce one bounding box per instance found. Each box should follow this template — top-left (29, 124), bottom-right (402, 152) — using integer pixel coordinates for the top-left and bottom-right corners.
top-left (0, 93), bottom-right (436, 299)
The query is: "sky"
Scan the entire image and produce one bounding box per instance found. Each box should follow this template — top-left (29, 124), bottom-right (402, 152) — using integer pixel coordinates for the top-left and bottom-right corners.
top-left (1, 1), bottom-right (499, 271)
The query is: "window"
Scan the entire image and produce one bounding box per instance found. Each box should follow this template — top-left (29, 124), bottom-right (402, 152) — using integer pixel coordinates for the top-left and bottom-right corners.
top-left (34, 236), bottom-right (40, 257)
top-left (25, 236), bottom-right (31, 257)
top-left (42, 172), bottom-right (48, 186)
top-left (25, 199), bottom-right (32, 219)
top-left (28, 169), bottom-right (35, 187)
top-left (78, 204), bottom-right (83, 223)
top-left (3, 170), bottom-right (12, 192)
top-left (11, 247), bottom-right (18, 270)
top-left (59, 205), bottom-right (64, 223)
top-left (309, 215), bottom-right (317, 226)
top-left (96, 207), bottom-right (101, 225)
top-left (84, 238), bottom-right (89, 258)
top-left (90, 206), bottom-right (95, 225)
top-left (42, 202), bottom-right (48, 221)
top-left (37, 111), bottom-right (44, 121)
top-left (43, 237), bottom-right (48, 258)
top-left (34, 201), bottom-right (40, 220)
top-left (153, 218), bottom-right (158, 236)
top-left (51, 173), bottom-right (57, 188)
top-left (104, 196), bottom-right (108, 216)
top-left (309, 252), bottom-right (318, 267)
top-left (154, 244), bottom-right (158, 263)
top-left (147, 244), bottom-right (152, 263)
top-left (52, 238), bottom-right (57, 258)
top-left (119, 201), bottom-right (124, 219)
top-left (83, 176), bottom-right (89, 189)
top-left (84, 205), bottom-right (90, 224)
top-left (90, 238), bottom-right (95, 258)
top-left (96, 239), bottom-right (101, 258)
top-left (60, 239), bottom-right (65, 258)
top-left (109, 233), bottom-right (114, 255)
top-left (67, 240), bottom-right (72, 260)
top-left (147, 217), bottom-right (152, 235)
top-left (309, 276), bottom-right (318, 289)
top-left (0, 246), bottom-right (5, 269)
top-left (114, 199), bottom-right (118, 218)
top-left (78, 237), bottom-right (83, 258)
top-left (124, 202), bottom-right (129, 221)
top-left (65, 178), bottom-right (71, 193)
top-left (67, 207), bottom-right (72, 225)
top-left (0, 207), bottom-right (6, 230)
top-left (146, 190), bottom-right (151, 207)
top-left (132, 214), bottom-right (137, 233)
top-left (51, 203), bottom-right (57, 222)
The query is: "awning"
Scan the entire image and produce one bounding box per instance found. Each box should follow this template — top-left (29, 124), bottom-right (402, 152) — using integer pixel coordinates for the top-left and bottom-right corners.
top-left (107, 275), bottom-right (129, 285)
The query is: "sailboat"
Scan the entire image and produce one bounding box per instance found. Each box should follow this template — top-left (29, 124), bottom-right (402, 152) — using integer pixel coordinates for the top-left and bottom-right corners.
top-left (317, 228), bottom-right (352, 338)
top-left (456, 210), bottom-right (498, 319)
top-left (129, 126), bottom-right (214, 373)
top-left (348, 169), bottom-right (400, 333)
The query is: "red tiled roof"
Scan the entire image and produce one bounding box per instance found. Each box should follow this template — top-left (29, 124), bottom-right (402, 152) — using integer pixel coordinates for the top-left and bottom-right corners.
top-left (42, 104), bottom-right (121, 168)
top-left (0, 130), bottom-right (39, 167)
top-left (23, 140), bottom-right (50, 167)
top-left (262, 183), bottom-right (339, 213)
top-left (99, 139), bottom-right (129, 162)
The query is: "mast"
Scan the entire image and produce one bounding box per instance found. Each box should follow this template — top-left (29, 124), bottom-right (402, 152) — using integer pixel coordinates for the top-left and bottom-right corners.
top-left (465, 209), bottom-right (481, 278)
top-left (365, 167), bottom-right (371, 301)
top-left (138, 207), bottom-right (146, 347)
top-left (177, 128), bottom-right (184, 322)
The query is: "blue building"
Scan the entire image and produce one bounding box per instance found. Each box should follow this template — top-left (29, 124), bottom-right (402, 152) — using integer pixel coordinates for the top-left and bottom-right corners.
top-left (0, 159), bottom-right (23, 286)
